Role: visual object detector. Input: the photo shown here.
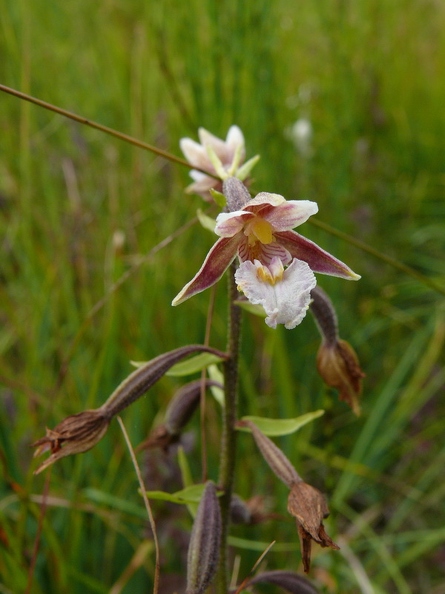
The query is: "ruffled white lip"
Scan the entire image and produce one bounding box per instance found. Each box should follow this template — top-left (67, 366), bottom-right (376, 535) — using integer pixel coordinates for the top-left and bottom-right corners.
top-left (235, 257), bottom-right (317, 329)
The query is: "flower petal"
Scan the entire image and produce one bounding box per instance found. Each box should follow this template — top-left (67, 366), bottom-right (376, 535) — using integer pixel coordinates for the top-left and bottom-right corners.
top-left (198, 127), bottom-right (233, 164)
top-left (275, 231), bottom-right (361, 280)
top-left (215, 210), bottom-right (253, 237)
top-left (264, 200), bottom-right (318, 230)
top-left (172, 234), bottom-right (243, 305)
top-left (238, 240), bottom-right (292, 265)
top-left (184, 172), bottom-right (223, 201)
top-left (235, 258), bottom-right (317, 329)
top-left (180, 138), bottom-right (212, 171)
top-left (225, 125), bottom-right (245, 152)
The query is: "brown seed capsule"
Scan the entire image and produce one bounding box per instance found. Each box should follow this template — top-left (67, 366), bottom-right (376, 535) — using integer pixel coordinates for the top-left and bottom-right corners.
top-left (310, 286), bottom-right (364, 415)
top-left (33, 345), bottom-right (227, 473)
top-left (316, 339), bottom-right (365, 416)
top-left (186, 481), bottom-right (222, 594)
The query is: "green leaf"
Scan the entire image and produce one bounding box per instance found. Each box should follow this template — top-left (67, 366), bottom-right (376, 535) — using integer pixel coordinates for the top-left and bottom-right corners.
top-left (197, 209), bottom-right (217, 233)
top-left (207, 364), bottom-right (225, 406)
top-left (144, 484), bottom-right (207, 505)
top-left (83, 488), bottom-right (149, 519)
top-left (165, 353), bottom-right (226, 377)
top-left (237, 410), bottom-right (325, 436)
top-left (177, 447), bottom-right (199, 517)
top-left (236, 154), bottom-right (260, 181)
top-left (233, 300), bottom-right (266, 318)
top-left (209, 188), bottom-right (226, 208)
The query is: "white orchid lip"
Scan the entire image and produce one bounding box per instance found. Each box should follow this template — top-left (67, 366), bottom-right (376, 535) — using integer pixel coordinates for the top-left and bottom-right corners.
top-left (235, 258), bottom-right (317, 329)
top-left (172, 182), bottom-right (360, 329)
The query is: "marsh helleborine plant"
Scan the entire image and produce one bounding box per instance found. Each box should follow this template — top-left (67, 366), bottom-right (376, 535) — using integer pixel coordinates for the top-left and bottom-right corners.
top-left (33, 125), bottom-right (363, 591)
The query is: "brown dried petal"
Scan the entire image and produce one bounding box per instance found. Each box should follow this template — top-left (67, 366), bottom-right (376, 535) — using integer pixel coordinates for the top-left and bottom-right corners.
top-left (288, 482), bottom-right (339, 573)
top-left (317, 339), bottom-right (365, 416)
top-left (186, 481), bottom-right (221, 594)
top-left (32, 409), bottom-right (110, 474)
top-left (241, 420), bottom-right (301, 488)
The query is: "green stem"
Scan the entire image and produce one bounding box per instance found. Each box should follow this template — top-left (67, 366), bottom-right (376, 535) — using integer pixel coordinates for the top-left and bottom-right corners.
top-left (216, 264), bottom-right (242, 592)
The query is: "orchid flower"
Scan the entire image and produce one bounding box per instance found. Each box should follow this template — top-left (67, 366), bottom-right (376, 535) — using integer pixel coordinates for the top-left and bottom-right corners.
top-left (172, 178), bottom-right (360, 330)
top-left (180, 126), bottom-right (259, 200)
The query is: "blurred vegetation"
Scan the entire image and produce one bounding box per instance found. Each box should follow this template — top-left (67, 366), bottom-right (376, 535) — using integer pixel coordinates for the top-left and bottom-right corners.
top-left (1, 0), bottom-right (445, 592)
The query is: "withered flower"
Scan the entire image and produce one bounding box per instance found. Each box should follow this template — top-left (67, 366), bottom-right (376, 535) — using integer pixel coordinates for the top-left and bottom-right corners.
top-left (310, 286), bottom-right (365, 415)
top-left (32, 409), bottom-right (110, 475)
top-left (316, 338), bottom-right (365, 416)
top-left (186, 481), bottom-right (221, 594)
top-left (242, 420), bottom-right (339, 573)
top-left (287, 481), bottom-right (339, 573)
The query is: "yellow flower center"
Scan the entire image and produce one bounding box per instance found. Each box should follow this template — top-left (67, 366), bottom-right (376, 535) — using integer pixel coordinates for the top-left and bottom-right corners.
top-left (245, 217), bottom-right (274, 246)
top-left (256, 262), bottom-right (284, 286)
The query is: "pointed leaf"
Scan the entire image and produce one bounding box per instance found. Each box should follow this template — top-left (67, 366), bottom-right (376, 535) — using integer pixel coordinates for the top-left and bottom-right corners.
top-left (209, 189), bottom-right (226, 208)
top-left (197, 209), bottom-right (217, 233)
top-left (233, 299), bottom-right (267, 318)
top-left (144, 484), bottom-right (207, 505)
top-left (177, 446), bottom-right (199, 517)
top-left (166, 353), bottom-right (226, 377)
top-left (238, 411), bottom-right (325, 437)
top-left (207, 364), bottom-right (225, 406)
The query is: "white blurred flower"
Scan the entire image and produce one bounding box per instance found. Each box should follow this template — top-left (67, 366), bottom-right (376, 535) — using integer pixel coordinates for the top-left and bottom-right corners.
top-left (289, 118), bottom-right (313, 157)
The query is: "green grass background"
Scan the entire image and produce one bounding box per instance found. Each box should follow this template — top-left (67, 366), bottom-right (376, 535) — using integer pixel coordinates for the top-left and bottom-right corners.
top-left (1, 0), bottom-right (445, 592)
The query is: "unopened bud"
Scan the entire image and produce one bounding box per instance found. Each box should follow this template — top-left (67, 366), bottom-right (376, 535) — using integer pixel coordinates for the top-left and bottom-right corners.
top-left (287, 482), bottom-right (339, 573)
top-left (186, 481), bottom-right (221, 594)
top-left (223, 177), bottom-right (251, 212)
top-left (138, 379), bottom-right (222, 451)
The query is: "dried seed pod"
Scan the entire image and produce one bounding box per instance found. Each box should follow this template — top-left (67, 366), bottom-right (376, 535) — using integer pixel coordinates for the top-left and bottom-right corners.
top-left (186, 481), bottom-right (221, 594)
top-left (33, 345), bottom-right (227, 473)
top-left (316, 339), bottom-right (365, 416)
top-left (310, 286), bottom-right (364, 415)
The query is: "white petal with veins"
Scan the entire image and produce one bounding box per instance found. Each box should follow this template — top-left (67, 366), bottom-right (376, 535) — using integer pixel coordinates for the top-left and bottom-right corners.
top-left (235, 258), bottom-right (317, 329)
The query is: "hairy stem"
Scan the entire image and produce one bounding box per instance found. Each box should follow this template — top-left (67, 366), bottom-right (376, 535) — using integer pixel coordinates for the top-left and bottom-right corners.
top-left (216, 264), bottom-right (242, 592)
